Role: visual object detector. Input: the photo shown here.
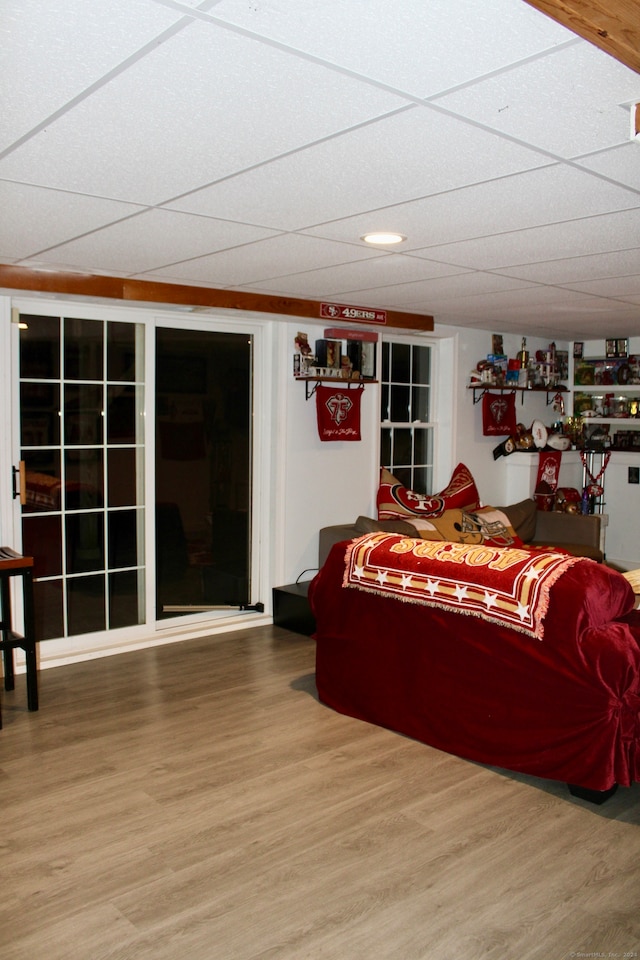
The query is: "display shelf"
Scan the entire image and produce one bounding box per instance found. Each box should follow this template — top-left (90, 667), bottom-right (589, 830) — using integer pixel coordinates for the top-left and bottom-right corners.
top-left (468, 385), bottom-right (567, 406)
top-left (573, 384), bottom-right (640, 393)
top-left (574, 356), bottom-right (640, 389)
top-left (296, 376), bottom-right (376, 400)
top-left (585, 417), bottom-right (640, 428)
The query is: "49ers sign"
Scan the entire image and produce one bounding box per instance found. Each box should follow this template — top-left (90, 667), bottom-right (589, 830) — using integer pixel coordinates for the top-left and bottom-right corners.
top-left (316, 384), bottom-right (363, 441)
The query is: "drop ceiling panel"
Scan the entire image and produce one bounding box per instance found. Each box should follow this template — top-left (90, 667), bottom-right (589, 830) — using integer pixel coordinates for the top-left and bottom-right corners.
top-left (417, 208), bottom-right (640, 271)
top-left (1, 0), bottom-right (639, 339)
top-left (434, 43), bottom-right (639, 157)
top-left (334, 271), bottom-right (536, 309)
top-left (415, 286), bottom-right (597, 310)
top-left (140, 234), bottom-right (383, 287)
top-left (237, 255), bottom-right (467, 299)
top-left (575, 143), bottom-right (640, 191)
top-left (26, 209), bottom-right (279, 275)
top-left (425, 296), bottom-right (640, 339)
top-left (304, 164), bottom-right (639, 251)
top-left (561, 276), bottom-right (640, 298)
top-left (210, 0), bottom-right (575, 97)
top-left (0, 0), bottom-right (184, 152)
top-left (497, 248), bottom-right (640, 284)
top-left (166, 107), bottom-right (552, 231)
top-left (0, 22), bottom-right (406, 205)
top-left (0, 180), bottom-right (145, 260)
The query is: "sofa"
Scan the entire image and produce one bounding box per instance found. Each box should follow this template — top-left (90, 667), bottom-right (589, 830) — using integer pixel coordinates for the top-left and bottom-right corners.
top-left (310, 532), bottom-right (640, 802)
top-left (319, 502), bottom-right (604, 568)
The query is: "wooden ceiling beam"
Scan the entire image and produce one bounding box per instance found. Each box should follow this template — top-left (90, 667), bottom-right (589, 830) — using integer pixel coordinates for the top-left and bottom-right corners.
top-left (524, 0), bottom-right (640, 74)
top-left (0, 264), bottom-right (434, 332)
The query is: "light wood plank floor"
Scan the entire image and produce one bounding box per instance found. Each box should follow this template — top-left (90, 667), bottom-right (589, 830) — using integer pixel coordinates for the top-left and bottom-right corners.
top-left (1, 625), bottom-right (639, 960)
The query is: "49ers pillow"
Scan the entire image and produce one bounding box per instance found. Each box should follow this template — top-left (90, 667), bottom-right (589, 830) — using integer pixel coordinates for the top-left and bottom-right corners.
top-left (377, 463), bottom-right (480, 524)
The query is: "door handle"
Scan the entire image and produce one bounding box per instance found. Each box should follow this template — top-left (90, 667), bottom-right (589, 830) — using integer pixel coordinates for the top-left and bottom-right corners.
top-left (12, 461), bottom-right (26, 504)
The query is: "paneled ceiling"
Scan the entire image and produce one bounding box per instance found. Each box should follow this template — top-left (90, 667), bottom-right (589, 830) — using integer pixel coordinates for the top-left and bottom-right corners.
top-left (1, 0), bottom-right (639, 338)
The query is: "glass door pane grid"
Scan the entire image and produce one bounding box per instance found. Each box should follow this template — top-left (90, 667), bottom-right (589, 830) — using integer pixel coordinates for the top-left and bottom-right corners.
top-left (20, 313), bottom-right (145, 639)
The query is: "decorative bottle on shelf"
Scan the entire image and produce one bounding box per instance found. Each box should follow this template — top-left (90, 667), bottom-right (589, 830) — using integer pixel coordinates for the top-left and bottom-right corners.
top-left (517, 338), bottom-right (529, 387)
top-left (517, 337), bottom-right (529, 368)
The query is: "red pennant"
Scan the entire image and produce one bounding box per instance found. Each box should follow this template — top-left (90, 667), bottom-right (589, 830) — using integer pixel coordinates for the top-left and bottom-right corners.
top-left (534, 450), bottom-right (562, 509)
top-left (316, 384), bottom-right (362, 441)
top-left (536, 450), bottom-right (562, 493)
top-left (481, 391), bottom-right (517, 436)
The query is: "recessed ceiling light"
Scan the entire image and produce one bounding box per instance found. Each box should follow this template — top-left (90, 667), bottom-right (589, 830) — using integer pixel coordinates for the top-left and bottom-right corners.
top-left (361, 232), bottom-right (406, 245)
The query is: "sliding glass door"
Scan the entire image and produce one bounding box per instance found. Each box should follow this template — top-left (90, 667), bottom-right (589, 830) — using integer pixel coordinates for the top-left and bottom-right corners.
top-left (155, 327), bottom-right (252, 619)
top-left (15, 307), bottom-right (255, 643)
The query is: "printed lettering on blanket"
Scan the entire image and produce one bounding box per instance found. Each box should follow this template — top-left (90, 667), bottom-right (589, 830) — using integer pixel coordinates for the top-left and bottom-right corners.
top-left (343, 532), bottom-right (584, 640)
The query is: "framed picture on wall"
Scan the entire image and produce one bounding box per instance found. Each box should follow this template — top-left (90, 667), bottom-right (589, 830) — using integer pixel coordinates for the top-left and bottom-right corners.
top-left (573, 341), bottom-right (583, 359)
top-left (606, 338), bottom-right (617, 358)
top-left (617, 338), bottom-right (629, 358)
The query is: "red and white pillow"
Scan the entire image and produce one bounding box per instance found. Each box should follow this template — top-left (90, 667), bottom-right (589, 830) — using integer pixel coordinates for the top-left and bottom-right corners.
top-left (377, 463), bottom-right (481, 534)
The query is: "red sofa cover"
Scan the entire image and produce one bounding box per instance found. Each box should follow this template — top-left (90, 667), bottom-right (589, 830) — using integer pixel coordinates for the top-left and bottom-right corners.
top-left (310, 535), bottom-right (640, 793)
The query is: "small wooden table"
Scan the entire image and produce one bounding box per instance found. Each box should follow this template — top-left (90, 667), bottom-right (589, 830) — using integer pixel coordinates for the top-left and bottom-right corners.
top-left (0, 547), bottom-right (38, 727)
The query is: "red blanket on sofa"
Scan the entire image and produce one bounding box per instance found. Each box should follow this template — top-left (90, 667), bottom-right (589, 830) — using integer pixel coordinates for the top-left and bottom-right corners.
top-left (343, 532), bottom-right (582, 640)
top-left (311, 536), bottom-right (640, 792)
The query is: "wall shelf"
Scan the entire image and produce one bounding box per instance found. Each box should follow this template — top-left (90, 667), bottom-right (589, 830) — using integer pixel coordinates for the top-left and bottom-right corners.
top-left (468, 385), bottom-right (567, 406)
top-left (297, 376), bottom-right (376, 400)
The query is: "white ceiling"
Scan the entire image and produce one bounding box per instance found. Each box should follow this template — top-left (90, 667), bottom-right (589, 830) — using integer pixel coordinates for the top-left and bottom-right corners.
top-left (1, 0), bottom-right (639, 339)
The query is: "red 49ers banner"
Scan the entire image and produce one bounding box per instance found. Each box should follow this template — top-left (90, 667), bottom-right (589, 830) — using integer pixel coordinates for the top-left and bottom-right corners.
top-left (316, 384), bottom-right (363, 441)
top-left (481, 391), bottom-right (517, 436)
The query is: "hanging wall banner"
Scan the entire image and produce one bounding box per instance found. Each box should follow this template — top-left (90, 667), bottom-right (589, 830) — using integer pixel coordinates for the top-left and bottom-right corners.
top-left (534, 449), bottom-right (562, 510)
top-left (481, 391), bottom-right (517, 436)
top-left (316, 384), bottom-right (363, 441)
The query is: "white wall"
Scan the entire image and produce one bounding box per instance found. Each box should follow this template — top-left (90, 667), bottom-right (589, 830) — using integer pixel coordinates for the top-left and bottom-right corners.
top-left (276, 321), bottom-right (573, 583)
top-left (277, 320), bottom-right (382, 584)
top-left (446, 325), bottom-right (572, 506)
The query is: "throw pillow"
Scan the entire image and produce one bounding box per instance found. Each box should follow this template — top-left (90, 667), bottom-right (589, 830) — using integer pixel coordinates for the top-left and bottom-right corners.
top-left (405, 507), bottom-right (523, 548)
top-left (355, 515), bottom-right (418, 536)
top-left (497, 498), bottom-right (537, 543)
top-left (377, 463), bottom-right (480, 522)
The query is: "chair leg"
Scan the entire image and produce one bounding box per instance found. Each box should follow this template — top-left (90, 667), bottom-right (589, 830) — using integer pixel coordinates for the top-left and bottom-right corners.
top-left (24, 644), bottom-right (39, 712)
top-left (1, 576), bottom-right (15, 691)
top-left (3, 645), bottom-right (15, 692)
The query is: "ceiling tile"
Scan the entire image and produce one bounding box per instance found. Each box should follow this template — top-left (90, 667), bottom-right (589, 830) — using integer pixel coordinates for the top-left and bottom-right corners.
top-left (140, 234), bottom-right (382, 286)
top-left (0, 22), bottom-right (406, 205)
top-left (237, 254), bottom-right (466, 298)
top-left (0, 0), bottom-right (184, 152)
top-left (497, 249), bottom-right (640, 284)
top-left (575, 143), bottom-right (640, 192)
top-left (166, 107), bottom-right (552, 231)
top-left (0, 180), bottom-right (145, 259)
top-left (332, 271), bottom-right (535, 309)
top-left (209, 0), bottom-right (574, 97)
top-left (561, 276), bottom-right (640, 298)
top-left (304, 165), bottom-right (639, 251)
top-left (24, 209), bottom-right (279, 274)
top-left (1, 0), bottom-right (639, 339)
top-left (434, 43), bottom-right (639, 157)
top-left (415, 208), bottom-right (640, 271)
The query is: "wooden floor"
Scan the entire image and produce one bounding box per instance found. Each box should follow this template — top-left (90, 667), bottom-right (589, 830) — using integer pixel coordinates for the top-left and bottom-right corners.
top-left (1, 625), bottom-right (639, 960)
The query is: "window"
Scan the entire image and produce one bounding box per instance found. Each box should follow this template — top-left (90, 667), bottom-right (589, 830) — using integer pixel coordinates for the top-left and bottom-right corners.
top-left (380, 339), bottom-right (434, 494)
